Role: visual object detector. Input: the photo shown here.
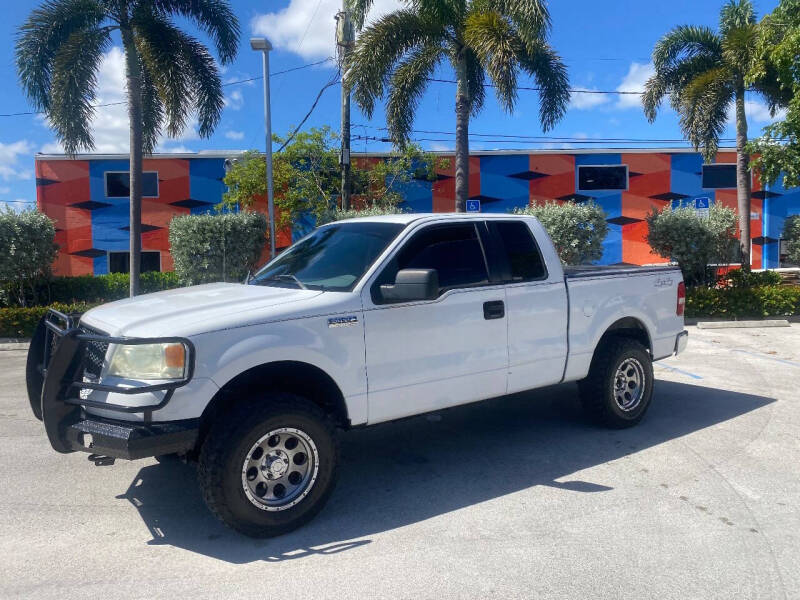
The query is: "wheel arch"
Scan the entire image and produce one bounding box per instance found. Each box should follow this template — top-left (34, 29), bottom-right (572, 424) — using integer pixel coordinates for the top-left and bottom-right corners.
top-left (197, 360), bottom-right (350, 451)
top-left (596, 316), bottom-right (653, 357)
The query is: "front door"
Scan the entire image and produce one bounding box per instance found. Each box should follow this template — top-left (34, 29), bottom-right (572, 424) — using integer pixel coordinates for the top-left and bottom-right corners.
top-left (361, 221), bottom-right (509, 424)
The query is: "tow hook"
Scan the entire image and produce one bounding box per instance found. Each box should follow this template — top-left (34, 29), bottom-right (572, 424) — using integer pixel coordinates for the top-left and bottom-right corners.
top-left (88, 453), bottom-right (116, 466)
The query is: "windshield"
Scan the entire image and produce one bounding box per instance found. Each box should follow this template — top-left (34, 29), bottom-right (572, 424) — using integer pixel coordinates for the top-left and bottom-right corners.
top-left (249, 221), bottom-right (405, 291)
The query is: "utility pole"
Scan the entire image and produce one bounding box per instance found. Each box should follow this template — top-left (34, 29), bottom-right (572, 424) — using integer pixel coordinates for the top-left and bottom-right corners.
top-left (336, 8), bottom-right (354, 211)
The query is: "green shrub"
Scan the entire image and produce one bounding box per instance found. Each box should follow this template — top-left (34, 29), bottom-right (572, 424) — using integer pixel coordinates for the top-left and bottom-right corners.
top-left (686, 285), bottom-right (800, 318)
top-left (0, 302), bottom-right (96, 338)
top-left (0, 208), bottom-right (58, 307)
top-left (783, 215), bottom-right (800, 265)
top-left (1, 271), bottom-right (182, 308)
top-left (722, 268), bottom-right (782, 288)
top-left (513, 202), bottom-right (608, 265)
top-left (317, 205), bottom-right (407, 225)
top-left (646, 204), bottom-right (737, 287)
top-left (169, 211), bottom-right (267, 285)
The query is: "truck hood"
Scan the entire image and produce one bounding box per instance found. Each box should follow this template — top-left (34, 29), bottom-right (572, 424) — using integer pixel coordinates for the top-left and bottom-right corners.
top-left (80, 282), bottom-right (325, 337)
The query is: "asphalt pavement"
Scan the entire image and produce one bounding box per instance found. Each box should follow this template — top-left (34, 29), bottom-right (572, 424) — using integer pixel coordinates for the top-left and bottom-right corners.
top-left (1, 324), bottom-right (798, 599)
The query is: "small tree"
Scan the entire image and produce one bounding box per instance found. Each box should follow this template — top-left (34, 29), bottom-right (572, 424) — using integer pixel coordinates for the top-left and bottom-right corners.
top-left (646, 204), bottom-right (737, 286)
top-left (783, 215), bottom-right (800, 265)
top-left (221, 127), bottom-right (443, 227)
top-left (0, 208), bottom-right (58, 307)
top-left (513, 202), bottom-right (608, 265)
top-left (168, 212), bottom-right (267, 285)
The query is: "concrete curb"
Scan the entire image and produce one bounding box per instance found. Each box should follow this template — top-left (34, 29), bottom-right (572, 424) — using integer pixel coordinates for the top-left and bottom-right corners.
top-left (696, 320), bottom-right (791, 329)
top-left (685, 315), bottom-right (800, 326)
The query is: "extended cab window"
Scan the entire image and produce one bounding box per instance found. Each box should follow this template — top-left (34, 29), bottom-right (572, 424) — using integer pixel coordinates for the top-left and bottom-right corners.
top-left (493, 221), bottom-right (547, 281)
top-left (374, 223), bottom-right (489, 302)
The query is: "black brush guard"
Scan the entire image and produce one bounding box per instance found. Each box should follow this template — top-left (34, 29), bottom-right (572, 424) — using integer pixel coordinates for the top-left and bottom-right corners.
top-left (26, 309), bottom-right (200, 460)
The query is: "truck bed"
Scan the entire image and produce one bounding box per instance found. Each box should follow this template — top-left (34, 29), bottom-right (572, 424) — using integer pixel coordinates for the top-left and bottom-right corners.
top-left (564, 264), bottom-right (681, 279)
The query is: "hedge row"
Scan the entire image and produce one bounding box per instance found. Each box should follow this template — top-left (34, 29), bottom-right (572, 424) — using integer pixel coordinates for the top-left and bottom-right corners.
top-left (2, 271), bottom-right (182, 308)
top-left (0, 303), bottom-right (97, 338)
top-left (686, 285), bottom-right (800, 318)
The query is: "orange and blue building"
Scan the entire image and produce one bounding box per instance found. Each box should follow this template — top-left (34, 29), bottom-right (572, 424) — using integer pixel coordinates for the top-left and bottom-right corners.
top-left (35, 149), bottom-right (800, 276)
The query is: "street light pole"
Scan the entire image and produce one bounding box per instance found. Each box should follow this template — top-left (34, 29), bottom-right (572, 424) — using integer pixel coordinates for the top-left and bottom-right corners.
top-left (251, 37), bottom-right (276, 260)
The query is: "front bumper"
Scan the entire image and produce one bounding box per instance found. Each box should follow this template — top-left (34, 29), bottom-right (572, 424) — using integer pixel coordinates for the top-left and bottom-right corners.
top-left (674, 330), bottom-right (689, 355)
top-left (26, 309), bottom-right (199, 460)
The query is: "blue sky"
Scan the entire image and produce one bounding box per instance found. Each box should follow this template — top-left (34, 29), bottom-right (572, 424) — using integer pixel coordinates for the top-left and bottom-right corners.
top-left (0, 0), bottom-right (784, 210)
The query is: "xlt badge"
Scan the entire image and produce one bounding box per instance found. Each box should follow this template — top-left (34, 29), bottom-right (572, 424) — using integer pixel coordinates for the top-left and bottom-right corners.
top-left (328, 315), bottom-right (358, 328)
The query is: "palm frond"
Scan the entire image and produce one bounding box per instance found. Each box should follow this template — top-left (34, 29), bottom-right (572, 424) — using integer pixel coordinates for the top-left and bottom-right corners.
top-left (140, 61), bottom-right (164, 154)
top-left (721, 23), bottom-right (756, 74)
top-left (347, 0), bottom-right (375, 31)
top-left (679, 67), bottom-right (734, 160)
top-left (652, 25), bottom-right (722, 71)
top-left (465, 10), bottom-right (518, 112)
top-left (464, 47), bottom-right (486, 117)
top-left (483, 0), bottom-right (550, 43)
top-left (143, 0), bottom-right (239, 63)
top-left (48, 26), bottom-right (110, 155)
top-left (348, 9), bottom-right (443, 118)
top-left (516, 39), bottom-right (569, 132)
top-left (15, 0), bottom-right (106, 111)
top-left (386, 43), bottom-right (444, 146)
top-left (644, 51), bottom-right (722, 121)
top-left (719, 0), bottom-right (756, 38)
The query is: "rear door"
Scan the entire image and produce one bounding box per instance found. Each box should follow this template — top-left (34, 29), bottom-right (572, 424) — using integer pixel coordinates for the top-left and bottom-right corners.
top-left (361, 221), bottom-right (509, 424)
top-left (486, 220), bottom-right (569, 393)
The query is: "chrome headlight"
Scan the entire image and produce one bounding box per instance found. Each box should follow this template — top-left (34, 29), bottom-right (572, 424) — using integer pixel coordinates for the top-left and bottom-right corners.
top-left (105, 342), bottom-right (188, 380)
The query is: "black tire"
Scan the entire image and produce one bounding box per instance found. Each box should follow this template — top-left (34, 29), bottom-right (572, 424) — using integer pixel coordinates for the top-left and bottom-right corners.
top-left (578, 337), bottom-right (654, 429)
top-left (198, 393), bottom-right (339, 538)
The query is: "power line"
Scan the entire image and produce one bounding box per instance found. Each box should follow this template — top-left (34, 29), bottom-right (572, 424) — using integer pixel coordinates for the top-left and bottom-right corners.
top-left (0, 57), bottom-right (335, 118)
top-left (277, 72), bottom-right (341, 153)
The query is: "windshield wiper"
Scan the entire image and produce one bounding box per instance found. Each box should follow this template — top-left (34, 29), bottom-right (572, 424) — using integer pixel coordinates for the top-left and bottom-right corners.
top-left (258, 274), bottom-right (308, 290)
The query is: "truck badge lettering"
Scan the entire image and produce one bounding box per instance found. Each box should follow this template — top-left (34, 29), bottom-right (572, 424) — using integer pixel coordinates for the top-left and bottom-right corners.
top-left (328, 316), bottom-right (358, 328)
top-left (654, 277), bottom-right (673, 288)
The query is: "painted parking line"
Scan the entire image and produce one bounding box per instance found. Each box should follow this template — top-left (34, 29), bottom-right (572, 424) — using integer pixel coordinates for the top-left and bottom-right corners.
top-left (731, 348), bottom-right (800, 368)
top-left (654, 363), bottom-right (703, 380)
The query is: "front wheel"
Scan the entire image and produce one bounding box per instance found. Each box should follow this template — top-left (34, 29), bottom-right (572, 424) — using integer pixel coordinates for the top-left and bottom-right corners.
top-left (198, 394), bottom-right (339, 537)
top-left (578, 337), bottom-right (654, 428)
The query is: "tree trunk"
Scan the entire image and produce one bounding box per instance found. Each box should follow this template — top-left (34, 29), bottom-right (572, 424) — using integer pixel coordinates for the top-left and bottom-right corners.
top-left (122, 26), bottom-right (143, 296)
top-left (734, 84), bottom-right (751, 269)
top-left (454, 49), bottom-right (470, 213)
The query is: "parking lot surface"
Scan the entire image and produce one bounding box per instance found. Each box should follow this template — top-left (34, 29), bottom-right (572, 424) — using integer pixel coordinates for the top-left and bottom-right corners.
top-left (1, 324), bottom-right (799, 599)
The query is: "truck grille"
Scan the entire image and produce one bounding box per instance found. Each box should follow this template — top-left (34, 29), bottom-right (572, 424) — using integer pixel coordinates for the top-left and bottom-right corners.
top-left (79, 325), bottom-right (109, 378)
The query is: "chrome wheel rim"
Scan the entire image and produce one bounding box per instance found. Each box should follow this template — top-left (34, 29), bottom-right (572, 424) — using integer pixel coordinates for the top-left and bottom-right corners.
top-left (613, 357), bottom-right (646, 412)
top-left (241, 427), bottom-right (319, 511)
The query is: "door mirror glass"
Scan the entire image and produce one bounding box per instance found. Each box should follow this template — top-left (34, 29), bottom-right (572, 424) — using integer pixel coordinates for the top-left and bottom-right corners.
top-left (380, 269), bottom-right (439, 302)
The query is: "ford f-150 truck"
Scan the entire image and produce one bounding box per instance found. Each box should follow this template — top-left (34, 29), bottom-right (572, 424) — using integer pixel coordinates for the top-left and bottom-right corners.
top-left (27, 213), bottom-right (687, 537)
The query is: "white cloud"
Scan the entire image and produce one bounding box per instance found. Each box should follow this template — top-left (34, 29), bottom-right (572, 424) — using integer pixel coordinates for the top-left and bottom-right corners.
top-left (726, 100), bottom-right (787, 125)
top-left (225, 89), bottom-right (244, 110)
top-left (0, 140), bottom-right (34, 181)
top-left (428, 142), bottom-right (453, 152)
top-left (569, 89), bottom-right (610, 110)
top-left (252, 0), bottom-right (405, 60)
top-left (158, 145), bottom-right (195, 154)
top-left (615, 62), bottom-right (653, 109)
top-left (225, 130), bottom-right (245, 140)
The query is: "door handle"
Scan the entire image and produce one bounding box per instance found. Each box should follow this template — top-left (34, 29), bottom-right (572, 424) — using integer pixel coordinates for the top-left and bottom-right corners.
top-left (483, 300), bottom-right (505, 320)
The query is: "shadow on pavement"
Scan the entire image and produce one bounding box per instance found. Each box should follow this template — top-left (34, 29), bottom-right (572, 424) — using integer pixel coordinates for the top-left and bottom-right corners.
top-left (117, 380), bottom-right (774, 563)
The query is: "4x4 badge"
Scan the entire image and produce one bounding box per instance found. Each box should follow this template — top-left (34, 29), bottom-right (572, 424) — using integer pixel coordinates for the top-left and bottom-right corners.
top-left (328, 316), bottom-right (358, 328)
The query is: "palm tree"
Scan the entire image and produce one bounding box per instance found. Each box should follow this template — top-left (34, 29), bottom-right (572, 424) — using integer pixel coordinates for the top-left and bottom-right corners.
top-left (346, 0), bottom-right (569, 212)
top-left (642, 0), bottom-right (778, 268)
top-left (16, 0), bottom-right (239, 295)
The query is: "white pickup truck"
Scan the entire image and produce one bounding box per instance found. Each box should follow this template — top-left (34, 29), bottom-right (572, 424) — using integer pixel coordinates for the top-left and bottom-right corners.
top-left (27, 213), bottom-right (687, 537)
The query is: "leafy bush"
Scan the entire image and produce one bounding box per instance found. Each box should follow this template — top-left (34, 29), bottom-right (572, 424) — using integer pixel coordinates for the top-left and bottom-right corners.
top-left (169, 211), bottom-right (267, 285)
top-left (0, 302), bottom-right (95, 338)
top-left (513, 202), bottom-right (608, 265)
top-left (646, 204), bottom-right (737, 287)
top-left (721, 268), bottom-right (783, 288)
top-left (686, 285), bottom-right (800, 318)
top-left (317, 205), bottom-right (407, 225)
top-left (0, 208), bottom-right (58, 307)
top-left (783, 215), bottom-right (800, 265)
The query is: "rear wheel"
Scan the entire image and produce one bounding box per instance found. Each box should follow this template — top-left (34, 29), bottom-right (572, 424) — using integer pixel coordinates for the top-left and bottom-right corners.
top-left (578, 337), bottom-right (654, 428)
top-left (198, 394), bottom-right (338, 537)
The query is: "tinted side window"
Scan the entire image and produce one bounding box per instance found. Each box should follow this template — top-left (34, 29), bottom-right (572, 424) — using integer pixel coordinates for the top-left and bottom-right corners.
top-left (494, 221), bottom-right (547, 281)
top-left (375, 224), bottom-right (489, 301)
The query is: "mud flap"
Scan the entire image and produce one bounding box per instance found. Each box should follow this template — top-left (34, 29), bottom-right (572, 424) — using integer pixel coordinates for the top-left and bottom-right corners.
top-left (25, 316), bottom-right (47, 421)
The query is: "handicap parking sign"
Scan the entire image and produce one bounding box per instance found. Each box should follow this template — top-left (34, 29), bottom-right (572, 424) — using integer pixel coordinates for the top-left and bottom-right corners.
top-left (695, 197), bottom-right (710, 209)
top-left (466, 199), bottom-right (481, 213)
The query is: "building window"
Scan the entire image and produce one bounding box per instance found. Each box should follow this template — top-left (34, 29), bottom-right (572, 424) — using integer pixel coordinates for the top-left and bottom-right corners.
top-left (577, 165), bottom-right (628, 191)
top-left (108, 251), bottom-right (162, 273)
top-left (702, 164), bottom-right (737, 189)
top-left (105, 171), bottom-right (159, 198)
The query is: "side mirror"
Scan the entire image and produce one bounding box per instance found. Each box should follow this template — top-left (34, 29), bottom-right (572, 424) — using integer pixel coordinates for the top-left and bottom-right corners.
top-left (380, 269), bottom-right (439, 303)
